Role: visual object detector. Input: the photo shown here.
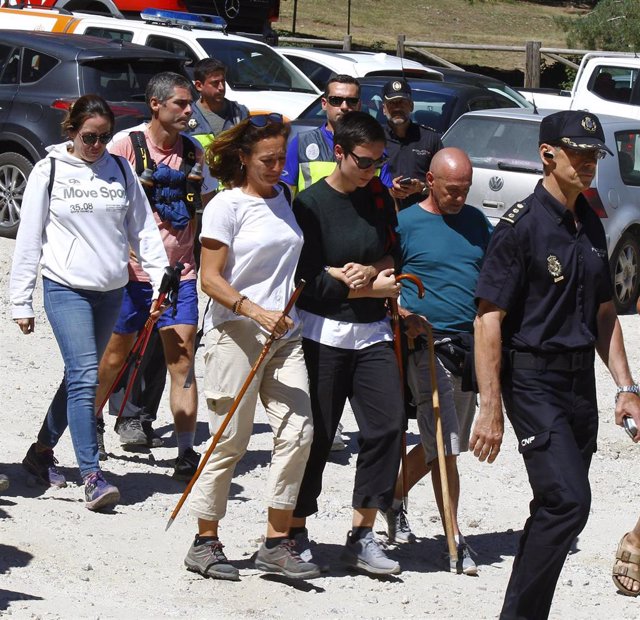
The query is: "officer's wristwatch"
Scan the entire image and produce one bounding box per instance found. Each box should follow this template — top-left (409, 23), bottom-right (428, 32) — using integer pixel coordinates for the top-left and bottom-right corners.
top-left (615, 384), bottom-right (640, 402)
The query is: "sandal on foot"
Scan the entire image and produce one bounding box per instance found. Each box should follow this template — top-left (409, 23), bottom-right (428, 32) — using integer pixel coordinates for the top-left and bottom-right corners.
top-left (613, 532), bottom-right (640, 597)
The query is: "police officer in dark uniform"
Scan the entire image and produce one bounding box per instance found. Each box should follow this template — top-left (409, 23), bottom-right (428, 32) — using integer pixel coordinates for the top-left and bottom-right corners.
top-left (382, 79), bottom-right (442, 209)
top-left (381, 78), bottom-right (443, 210)
top-left (470, 110), bottom-right (640, 620)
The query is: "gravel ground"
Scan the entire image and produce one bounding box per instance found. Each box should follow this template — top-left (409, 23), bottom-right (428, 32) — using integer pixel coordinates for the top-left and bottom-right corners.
top-left (1, 236), bottom-right (638, 619)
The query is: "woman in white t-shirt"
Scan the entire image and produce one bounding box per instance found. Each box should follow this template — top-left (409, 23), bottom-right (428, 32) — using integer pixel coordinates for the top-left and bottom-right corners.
top-left (184, 114), bottom-right (318, 581)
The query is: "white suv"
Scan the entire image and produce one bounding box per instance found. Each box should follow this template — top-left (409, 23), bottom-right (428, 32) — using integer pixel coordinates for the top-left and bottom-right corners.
top-left (0, 6), bottom-right (321, 118)
top-left (443, 108), bottom-right (640, 313)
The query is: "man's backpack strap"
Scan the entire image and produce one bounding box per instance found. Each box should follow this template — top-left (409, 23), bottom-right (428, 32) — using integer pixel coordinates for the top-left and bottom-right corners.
top-left (129, 131), bottom-right (153, 175)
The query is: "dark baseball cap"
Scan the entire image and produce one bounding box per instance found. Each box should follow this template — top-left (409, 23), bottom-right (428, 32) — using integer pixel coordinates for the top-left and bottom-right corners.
top-left (539, 110), bottom-right (613, 155)
top-left (383, 78), bottom-right (412, 101)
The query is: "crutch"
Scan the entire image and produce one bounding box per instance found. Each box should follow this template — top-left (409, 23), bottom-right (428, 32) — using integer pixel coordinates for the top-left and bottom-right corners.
top-left (165, 279), bottom-right (306, 531)
top-left (389, 273), bottom-right (425, 510)
top-left (96, 262), bottom-right (184, 419)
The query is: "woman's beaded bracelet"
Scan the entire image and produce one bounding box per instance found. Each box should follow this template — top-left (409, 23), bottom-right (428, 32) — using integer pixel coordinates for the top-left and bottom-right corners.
top-left (232, 295), bottom-right (248, 316)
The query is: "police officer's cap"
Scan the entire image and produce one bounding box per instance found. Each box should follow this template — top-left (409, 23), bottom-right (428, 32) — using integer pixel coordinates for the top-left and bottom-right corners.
top-left (383, 79), bottom-right (412, 101)
top-left (539, 110), bottom-right (613, 155)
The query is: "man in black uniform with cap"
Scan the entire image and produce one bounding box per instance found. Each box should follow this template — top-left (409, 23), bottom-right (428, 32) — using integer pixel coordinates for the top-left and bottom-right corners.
top-left (381, 78), bottom-right (442, 210)
top-left (471, 110), bottom-right (640, 619)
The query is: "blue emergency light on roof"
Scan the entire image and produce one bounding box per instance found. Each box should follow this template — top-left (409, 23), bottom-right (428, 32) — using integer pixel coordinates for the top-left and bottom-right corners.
top-left (140, 8), bottom-right (226, 31)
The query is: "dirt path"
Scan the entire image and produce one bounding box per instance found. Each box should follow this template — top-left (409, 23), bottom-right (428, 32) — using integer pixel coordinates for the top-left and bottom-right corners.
top-left (1, 236), bottom-right (638, 619)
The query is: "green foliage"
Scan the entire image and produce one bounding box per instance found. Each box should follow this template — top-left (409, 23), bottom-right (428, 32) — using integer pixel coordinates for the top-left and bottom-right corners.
top-left (557, 0), bottom-right (640, 52)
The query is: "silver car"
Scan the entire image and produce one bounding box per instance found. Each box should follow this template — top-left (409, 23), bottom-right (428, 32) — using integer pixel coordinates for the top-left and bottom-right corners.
top-left (442, 108), bottom-right (640, 313)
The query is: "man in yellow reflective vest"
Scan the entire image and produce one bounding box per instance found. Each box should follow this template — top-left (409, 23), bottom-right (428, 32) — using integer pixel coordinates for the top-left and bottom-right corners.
top-left (185, 57), bottom-right (249, 152)
top-left (281, 75), bottom-right (392, 195)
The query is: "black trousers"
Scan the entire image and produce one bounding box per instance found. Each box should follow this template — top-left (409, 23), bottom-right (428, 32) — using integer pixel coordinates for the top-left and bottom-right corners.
top-left (108, 329), bottom-right (167, 423)
top-left (293, 339), bottom-right (404, 518)
top-left (500, 361), bottom-right (598, 620)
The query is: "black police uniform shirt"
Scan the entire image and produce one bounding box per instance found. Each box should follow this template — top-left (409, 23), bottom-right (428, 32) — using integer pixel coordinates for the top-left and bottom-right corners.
top-left (383, 122), bottom-right (443, 209)
top-left (475, 181), bottom-right (612, 353)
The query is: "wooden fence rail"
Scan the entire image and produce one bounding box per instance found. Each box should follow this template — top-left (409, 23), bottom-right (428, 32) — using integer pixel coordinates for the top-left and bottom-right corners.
top-left (278, 33), bottom-right (608, 88)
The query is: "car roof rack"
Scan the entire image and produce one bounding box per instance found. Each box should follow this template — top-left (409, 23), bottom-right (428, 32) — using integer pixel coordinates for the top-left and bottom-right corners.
top-left (140, 8), bottom-right (226, 32)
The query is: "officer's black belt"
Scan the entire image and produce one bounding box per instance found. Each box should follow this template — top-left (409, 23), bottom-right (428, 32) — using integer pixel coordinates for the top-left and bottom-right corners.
top-left (509, 349), bottom-right (595, 371)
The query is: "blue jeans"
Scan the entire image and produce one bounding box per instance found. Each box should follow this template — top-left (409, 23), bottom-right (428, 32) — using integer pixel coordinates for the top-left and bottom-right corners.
top-left (38, 277), bottom-right (124, 478)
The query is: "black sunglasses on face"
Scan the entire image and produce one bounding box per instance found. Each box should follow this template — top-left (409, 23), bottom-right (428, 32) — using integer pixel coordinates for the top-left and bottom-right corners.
top-left (348, 151), bottom-right (388, 170)
top-left (248, 113), bottom-right (284, 127)
top-left (326, 96), bottom-right (360, 107)
top-left (79, 132), bottom-right (112, 146)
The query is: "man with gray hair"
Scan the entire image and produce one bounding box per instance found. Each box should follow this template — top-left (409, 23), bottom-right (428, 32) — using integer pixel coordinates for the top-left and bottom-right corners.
top-left (97, 72), bottom-right (214, 480)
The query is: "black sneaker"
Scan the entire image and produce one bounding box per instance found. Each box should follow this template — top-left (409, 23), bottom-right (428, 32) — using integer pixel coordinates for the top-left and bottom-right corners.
top-left (173, 448), bottom-right (200, 481)
top-left (142, 422), bottom-right (164, 448)
top-left (96, 418), bottom-right (108, 461)
top-left (22, 443), bottom-right (67, 488)
top-left (114, 418), bottom-right (147, 447)
top-left (184, 535), bottom-right (239, 581)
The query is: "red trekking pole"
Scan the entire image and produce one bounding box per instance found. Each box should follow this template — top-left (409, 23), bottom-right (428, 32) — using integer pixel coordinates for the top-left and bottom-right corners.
top-left (96, 262), bottom-right (184, 418)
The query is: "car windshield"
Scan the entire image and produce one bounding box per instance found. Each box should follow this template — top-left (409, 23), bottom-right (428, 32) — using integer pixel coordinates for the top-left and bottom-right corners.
top-left (197, 39), bottom-right (317, 93)
top-left (81, 58), bottom-right (186, 103)
top-left (487, 84), bottom-right (532, 108)
top-left (300, 83), bottom-right (457, 134)
top-left (444, 116), bottom-right (542, 173)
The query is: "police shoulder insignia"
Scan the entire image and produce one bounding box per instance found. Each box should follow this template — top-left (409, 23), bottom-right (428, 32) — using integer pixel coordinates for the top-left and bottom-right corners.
top-left (188, 118), bottom-right (198, 130)
top-left (500, 202), bottom-right (529, 225)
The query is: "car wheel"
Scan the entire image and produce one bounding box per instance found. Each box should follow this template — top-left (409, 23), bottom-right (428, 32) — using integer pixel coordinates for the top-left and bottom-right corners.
top-left (0, 152), bottom-right (33, 238)
top-left (610, 231), bottom-right (640, 314)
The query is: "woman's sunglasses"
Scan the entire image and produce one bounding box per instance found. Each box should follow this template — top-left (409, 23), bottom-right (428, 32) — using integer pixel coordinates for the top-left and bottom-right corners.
top-left (348, 151), bottom-right (388, 170)
top-left (79, 132), bottom-right (112, 146)
top-left (248, 113), bottom-right (284, 127)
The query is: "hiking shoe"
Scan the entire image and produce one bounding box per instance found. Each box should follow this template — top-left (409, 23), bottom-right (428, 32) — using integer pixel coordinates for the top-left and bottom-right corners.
top-left (114, 417), bottom-right (147, 447)
top-left (96, 418), bottom-right (108, 461)
top-left (255, 539), bottom-right (321, 579)
top-left (383, 505), bottom-right (417, 544)
top-left (0, 473), bottom-right (9, 493)
top-left (83, 471), bottom-right (120, 511)
top-left (184, 535), bottom-right (239, 581)
top-left (331, 422), bottom-right (346, 451)
top-left (342, 531), bottom-right (401, 575)
top-left (173, 448), bottom-right (200, 481)
top-left (142, 422), bottom-right (164, 448)
top-left (292, 528), bottom-right (330, 573)
top-left (448, 540), bottom-right (478, 576)
top-left (22, 443), bottom-right (67, 488)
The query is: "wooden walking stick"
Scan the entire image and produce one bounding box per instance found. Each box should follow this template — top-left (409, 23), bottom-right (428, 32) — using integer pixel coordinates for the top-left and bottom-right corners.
top-left (165, 279), bottom-right (306, 531)
top-left (425, 322), bottom-right (458, 568)
top-left (389, 273), bottom-right (425, 510)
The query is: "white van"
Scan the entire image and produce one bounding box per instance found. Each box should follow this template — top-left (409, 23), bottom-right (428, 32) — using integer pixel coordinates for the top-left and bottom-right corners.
top-left (0, 6), bottom-right (321, 118)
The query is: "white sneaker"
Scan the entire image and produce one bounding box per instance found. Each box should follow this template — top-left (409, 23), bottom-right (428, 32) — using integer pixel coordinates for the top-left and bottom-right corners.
top-left (448, 540), bottom-right (478, 576)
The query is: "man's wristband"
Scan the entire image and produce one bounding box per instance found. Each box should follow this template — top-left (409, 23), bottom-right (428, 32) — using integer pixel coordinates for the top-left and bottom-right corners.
top-left (232, 295), bottom-right (248, 315)
top-left (615, 384), bottom-right (640, 402)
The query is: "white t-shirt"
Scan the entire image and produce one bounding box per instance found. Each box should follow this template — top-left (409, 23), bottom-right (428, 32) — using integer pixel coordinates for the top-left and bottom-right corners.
top-left (200, 186), bottom-right (303, 333)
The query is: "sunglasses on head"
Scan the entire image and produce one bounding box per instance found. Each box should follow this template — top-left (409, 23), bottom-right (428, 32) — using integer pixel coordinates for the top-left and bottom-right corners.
top-left (348, 151), bottom-right (388, 170)
top-left (79, 132), bottom-right (112, 146)
top-left (248, 113), bottom-right (284, 127)
top-left (326, 96), bottom-right (360, 107)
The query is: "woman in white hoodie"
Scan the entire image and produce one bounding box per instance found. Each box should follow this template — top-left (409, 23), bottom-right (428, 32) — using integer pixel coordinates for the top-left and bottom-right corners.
top-left (10, 95), bottom-right (168, 511)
